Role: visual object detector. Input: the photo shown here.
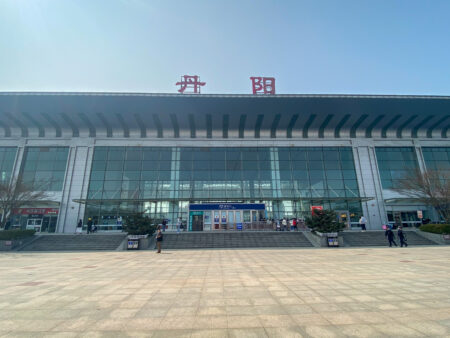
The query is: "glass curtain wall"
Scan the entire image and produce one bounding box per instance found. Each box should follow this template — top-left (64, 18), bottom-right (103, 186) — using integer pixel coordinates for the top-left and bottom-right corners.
top-left (0, 147), bottom-right (17, 184)
top-left (85, 146), bottom-right (363, 227)
top-left (375, 147), bottom-right (419, 189)
top-left (422, 147), bottom-right (450, 174)
top-left (20, 147), bottom-right (69, 191)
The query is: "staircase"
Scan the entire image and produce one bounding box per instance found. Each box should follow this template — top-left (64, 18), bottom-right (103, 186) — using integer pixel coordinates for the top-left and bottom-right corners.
top-left (155, 232), bottom-right (314, 249)
top-left (342, 230), bottom-right (438, 247)
top-left (19, 234), bottom-right (127, 251)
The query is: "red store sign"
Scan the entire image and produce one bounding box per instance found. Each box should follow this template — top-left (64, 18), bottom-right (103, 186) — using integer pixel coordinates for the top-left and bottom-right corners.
top-left (13, 208), bottom-right (59, 216)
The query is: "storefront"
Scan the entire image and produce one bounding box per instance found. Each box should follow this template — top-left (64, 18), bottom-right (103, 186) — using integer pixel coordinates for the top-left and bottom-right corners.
top-left (12, 208), bottom-right (59, 232)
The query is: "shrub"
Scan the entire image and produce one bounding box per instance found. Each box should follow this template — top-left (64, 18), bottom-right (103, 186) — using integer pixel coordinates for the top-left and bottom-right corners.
top-left (0, 229), bottom-right (36, 240)
top-left (123, 213), bottom-right (157, 236)
top-left (419, 224), bottom-right (450, 234)
top-left (305, 209), bottom-right (346, 233)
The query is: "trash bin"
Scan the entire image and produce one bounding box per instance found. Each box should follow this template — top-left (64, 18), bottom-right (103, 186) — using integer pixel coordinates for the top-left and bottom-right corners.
top-left (325, 232), bottom-right (339, 247)
top-left (327, 236), bottom-right (339, 247)
top-left (127, 239), bottom-right (139, 250)
top-left (127, 235), bottom-right (149, 250)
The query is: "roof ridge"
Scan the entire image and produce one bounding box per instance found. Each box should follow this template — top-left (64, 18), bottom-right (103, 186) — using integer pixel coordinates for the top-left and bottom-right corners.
top-left (0, 92), bottom-right (449, 99)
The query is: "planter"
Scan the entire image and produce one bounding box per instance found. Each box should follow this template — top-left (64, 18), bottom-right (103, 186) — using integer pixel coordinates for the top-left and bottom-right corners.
top-left (127, 234), bottom-right (149, 250)
top-left (312, 231), bottom-right (344, 247)
top-left (0, 236), bottom-right (35, 251)
top-left (417, 230), bottom-right (450, 245)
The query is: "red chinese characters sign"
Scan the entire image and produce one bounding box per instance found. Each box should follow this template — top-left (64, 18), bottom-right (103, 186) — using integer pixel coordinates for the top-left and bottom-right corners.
top-left (176, 75), bottom-right (206, 94)
top-left (13, 208), bottom-right (59, 215)
top-left (250, 77), bottom-right (275, 95)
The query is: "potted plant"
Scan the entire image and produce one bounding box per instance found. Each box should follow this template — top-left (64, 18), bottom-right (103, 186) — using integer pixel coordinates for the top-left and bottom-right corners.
top-left (305, 209), bottom-right (346, 247)
top-left (123, 213), bottom-right (157, 250)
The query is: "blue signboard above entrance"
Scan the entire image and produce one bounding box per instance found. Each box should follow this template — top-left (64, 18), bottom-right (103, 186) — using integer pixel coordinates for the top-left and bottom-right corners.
top-left (189, 203), bottom-right (265, 211)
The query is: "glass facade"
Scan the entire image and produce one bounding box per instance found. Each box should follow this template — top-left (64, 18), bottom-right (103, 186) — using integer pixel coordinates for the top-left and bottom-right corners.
top-left (20, 147), bottom-right (69, 191)
top-left (0, 147), bottom-right (17, 184)
top-left (422, 147), bottom-right (450, 174)
top-left (85, 146), bottom-right (363, 228)
top-left (375, 147), bottom-right (419, 189)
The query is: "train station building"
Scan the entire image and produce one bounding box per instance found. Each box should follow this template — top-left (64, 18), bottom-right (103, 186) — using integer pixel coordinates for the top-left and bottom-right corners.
top-left (0, 92), bottom-right (448, 232)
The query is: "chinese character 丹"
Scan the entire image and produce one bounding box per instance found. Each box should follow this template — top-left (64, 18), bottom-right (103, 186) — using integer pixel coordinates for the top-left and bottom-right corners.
top-left (176, 75), bottom-right (206, 94)
top-left (250, 77), bottom-right (275, 95)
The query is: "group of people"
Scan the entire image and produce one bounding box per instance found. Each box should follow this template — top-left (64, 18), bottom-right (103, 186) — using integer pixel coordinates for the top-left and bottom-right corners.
top-left (273, 218), bottom-right (305, 231)
top-left (76, 218), bottom-right (97, 234)
top-left (385, 226), bottom-right (408, 247)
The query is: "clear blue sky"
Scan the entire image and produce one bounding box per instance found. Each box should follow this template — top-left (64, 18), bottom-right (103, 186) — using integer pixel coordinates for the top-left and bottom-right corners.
top-left (1, 0), bottom-right (449, 95)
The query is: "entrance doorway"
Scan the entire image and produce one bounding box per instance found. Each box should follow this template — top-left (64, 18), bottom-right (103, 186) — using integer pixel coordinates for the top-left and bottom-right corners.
top-left (190, 211), bottom-right (204, 231)
top-left (26, 219), bottom-right (42, 232)
top-left (188, 203), bottom-right (266, 231)
top-left (337, 210), bottom-right (350, 229)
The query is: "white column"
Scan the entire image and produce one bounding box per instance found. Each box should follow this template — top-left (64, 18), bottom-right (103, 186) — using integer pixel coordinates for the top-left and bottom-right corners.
top-left (352, 140), bottom-right (387, 229)
top-left (57, 140), bottom-right (94, 233)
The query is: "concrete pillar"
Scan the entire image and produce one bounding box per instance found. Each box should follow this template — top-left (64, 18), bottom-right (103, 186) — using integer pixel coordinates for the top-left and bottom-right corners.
top-left (352, 141), bottom-right (387, 229)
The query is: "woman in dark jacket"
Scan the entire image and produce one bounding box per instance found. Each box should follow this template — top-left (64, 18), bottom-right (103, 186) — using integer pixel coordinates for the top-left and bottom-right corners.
top-left (385, 228), bottom-right (397, 247)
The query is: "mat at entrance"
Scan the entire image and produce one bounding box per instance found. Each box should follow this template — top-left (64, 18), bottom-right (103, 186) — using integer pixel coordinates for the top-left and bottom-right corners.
top-left (155, 232), bottom-right (314, 249)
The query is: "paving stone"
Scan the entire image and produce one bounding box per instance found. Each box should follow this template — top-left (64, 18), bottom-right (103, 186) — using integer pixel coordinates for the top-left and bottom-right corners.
top-left (0, 247), bottom-right (449, 336)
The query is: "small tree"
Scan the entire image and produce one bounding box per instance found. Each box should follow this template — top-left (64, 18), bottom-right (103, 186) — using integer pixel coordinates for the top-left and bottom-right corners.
top-left (393, 169), bottom-right (450, 224)
top-left (306, 209), bottom-right (346, 233)
top-left (123, 212), bottom-right (157, 236)
top-left (0, 180), bottom-right (48, 229)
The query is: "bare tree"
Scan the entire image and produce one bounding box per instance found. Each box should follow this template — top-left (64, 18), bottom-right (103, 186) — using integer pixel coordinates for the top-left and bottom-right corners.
top-left (0, 180), bottom-right (48, 229)
top-left (393, 169), bottom-right (450, 223)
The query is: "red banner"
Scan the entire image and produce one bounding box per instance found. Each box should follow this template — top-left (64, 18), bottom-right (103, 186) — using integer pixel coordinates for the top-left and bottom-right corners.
top-left (13, 208), bottom-right (59, 215)
top-left (311, 206), bottom-right (323, 216)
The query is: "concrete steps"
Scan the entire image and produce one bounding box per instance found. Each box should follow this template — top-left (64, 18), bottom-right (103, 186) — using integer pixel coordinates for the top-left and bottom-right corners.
top-left (342, 231), bottom-right (438, 247)
top-left (19, 234), bottom-right (126, 251)
top-left (155, 232), bottom-right (314, 249)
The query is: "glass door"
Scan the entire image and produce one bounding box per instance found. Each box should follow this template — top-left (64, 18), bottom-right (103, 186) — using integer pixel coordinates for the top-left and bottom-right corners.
top-left (203, 211), bottom-right (211, 231)
top-left (236, 211), bottom-right (243, 230)
top-left (228, 211), bottom-right (235, 230)
top-left (220, 211), bottom-right (227, 230)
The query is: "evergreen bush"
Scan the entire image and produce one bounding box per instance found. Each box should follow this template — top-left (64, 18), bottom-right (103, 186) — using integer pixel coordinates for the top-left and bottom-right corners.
top-left (122, 213), bottom-right (157, 236)
top-left (0, 229), bottom-right (36, 240)
top-left (419, 224), bottom-right (450, 234)
top-left (305, 209), bottom-right (346, 233)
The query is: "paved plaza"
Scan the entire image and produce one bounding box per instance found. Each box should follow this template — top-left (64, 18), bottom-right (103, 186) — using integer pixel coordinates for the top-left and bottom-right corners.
top-left (0, 247), bottom-right (449, 337)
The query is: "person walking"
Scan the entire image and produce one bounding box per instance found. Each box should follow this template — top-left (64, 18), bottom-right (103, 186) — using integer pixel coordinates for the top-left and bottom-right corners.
top-left (398, 226), bottom-right (408, 247)
top-left (359, 216), bottom-right (367, 231)
top-left (87, 218), bottom-right (93, 234)
top-left (385, 227), bottom-right (397, 247)
top-left (156, 227), bottom-right (163, 253)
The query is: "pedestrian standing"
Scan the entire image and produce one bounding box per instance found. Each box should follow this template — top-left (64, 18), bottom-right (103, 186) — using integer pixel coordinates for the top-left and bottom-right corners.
top-left (385, 227), bottom-right (397, 247)
top-left (176, 217), bottom-right (181, 234)
top-left (87, 218), bottom-right (93, 234)
top-left (398, 226), bottom-right (408, 247)
top-left (156, 227), bottom-right (163, 253)
top-left (359, 216), bottom-right (367, 231)
top-left (282, 218), bottom-right (287, 231)
top-left (76, 219), bottom-right (82, 234)
top-left (276, 219), bottom-right (281, 231)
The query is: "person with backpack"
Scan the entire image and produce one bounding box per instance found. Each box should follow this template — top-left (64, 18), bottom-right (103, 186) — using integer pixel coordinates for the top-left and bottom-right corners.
top-left (385, 227), bottom-right (397, 247)
top-left (398, 226), bottom-right (408, 247)
top-left (156, 227), bottom-right (163, 253)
